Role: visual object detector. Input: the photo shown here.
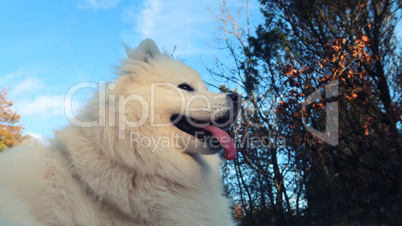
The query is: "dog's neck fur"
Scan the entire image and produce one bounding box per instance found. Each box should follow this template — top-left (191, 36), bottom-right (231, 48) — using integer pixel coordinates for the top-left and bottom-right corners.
top-left (53, 125), bottom-right (221, 225)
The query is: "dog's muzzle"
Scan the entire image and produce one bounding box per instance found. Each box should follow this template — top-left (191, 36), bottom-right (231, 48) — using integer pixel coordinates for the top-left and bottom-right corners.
top-left (171, 93), bottom-right (242, 160)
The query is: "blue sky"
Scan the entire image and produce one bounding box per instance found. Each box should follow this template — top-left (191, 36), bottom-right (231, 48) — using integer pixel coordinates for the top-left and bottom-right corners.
top-left (0, 0), bottom-right (261, 139)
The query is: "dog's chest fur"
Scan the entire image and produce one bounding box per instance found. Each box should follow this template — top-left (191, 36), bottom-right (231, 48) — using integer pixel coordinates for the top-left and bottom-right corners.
top-left (19, 127), bottom-right (233, 226)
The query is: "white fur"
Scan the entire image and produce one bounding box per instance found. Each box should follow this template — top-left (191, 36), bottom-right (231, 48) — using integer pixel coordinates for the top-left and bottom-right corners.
top-left (0, 39), bottom-right (235, 225)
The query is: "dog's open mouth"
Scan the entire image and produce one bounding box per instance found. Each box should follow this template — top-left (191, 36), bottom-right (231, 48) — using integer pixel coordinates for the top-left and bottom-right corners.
top-left (170, 114), bottom-right (237, 160)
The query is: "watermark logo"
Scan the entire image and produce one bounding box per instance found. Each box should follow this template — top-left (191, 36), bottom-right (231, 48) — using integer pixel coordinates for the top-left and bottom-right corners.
top-left (63, 80), bottom-right (339, 150)
top-left (63, 81), bottom-right (238, 140)
top-left (302, 81), bottom-right (339, 146)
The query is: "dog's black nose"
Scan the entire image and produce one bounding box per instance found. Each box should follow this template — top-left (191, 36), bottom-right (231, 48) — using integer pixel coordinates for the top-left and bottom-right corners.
top-left (227, 93), bottom-right (241, 105)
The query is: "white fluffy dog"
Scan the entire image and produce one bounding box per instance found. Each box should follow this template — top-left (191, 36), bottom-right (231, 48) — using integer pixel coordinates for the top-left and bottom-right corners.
top-left (0, 39), bottom-right (240, 225)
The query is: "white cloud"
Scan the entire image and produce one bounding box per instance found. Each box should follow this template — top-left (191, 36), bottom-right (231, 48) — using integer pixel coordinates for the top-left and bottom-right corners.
top-left (14, 95), bottom-right (66, 116)
top-left (137, 0), bottom-right (161, 38)
top-left (11, 76), bottom-right (45, 97)
top-left (77, 0), bottom-right (122, 10)
top-left (121, 0), bottom-right (219, 56)
top-left (0, 70), bottom-right (26, 86)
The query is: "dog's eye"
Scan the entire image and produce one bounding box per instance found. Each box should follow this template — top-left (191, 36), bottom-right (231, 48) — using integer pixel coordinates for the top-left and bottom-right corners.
top-left (178, 83), bottom-right (194, 92)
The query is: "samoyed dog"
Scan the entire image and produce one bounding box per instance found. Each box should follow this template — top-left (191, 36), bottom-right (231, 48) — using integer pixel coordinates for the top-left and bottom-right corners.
top-left (0, 39), bottom-right (240, 225)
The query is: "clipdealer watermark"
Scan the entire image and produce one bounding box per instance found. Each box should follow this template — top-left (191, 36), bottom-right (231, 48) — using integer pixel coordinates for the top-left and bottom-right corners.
top-left (63, 80), bottom-right (339, 150)
top-left (129, 131), bottom-right (229, 152)
top-left (302, 81), bottom-right (339, 146)
top-left (64, 81), bottom-right (233, 137)
top-left (129, 130), bottom-right (286, 152)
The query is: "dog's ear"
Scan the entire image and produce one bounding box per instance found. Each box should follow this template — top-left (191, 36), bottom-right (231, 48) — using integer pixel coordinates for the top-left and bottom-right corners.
top-left (125, 39), bottom-right (160, 62)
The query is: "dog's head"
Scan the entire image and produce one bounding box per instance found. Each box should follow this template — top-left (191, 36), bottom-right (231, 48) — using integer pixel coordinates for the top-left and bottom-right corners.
top-left (115, 39), bottom-right (240, 160)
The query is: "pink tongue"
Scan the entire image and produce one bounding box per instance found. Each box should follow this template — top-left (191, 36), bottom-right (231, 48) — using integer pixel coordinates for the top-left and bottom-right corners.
top-left (201, 125), bottom-right (237, 160)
